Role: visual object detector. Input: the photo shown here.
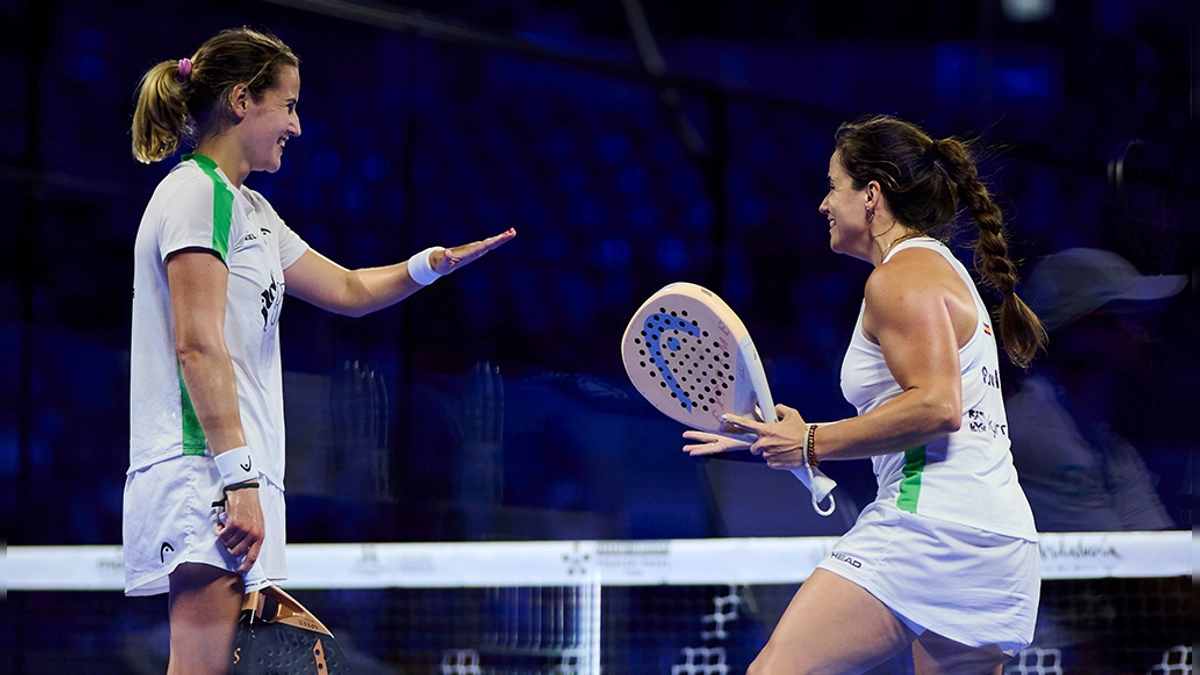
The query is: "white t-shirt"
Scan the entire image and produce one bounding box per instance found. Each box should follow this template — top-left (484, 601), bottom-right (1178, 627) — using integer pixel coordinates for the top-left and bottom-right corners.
top-left (840, 238), bottom-right (1038, 540)
top-left (129, 154), bottom-right (308, 485)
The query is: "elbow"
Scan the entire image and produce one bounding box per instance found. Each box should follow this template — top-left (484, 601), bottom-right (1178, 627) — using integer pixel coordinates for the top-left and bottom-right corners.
top-left (175, 335), bottom-right (224, 367)
top-left (911, 389), bottom-right (961, 433)
top-left (939, 409), bottom-right (962, 433)
top-left (904, 385), bottom-right (962, 433)
top-left (932, 399), bottom-right (962, 433)
top-left (337, 271), bottom-right (375, 318)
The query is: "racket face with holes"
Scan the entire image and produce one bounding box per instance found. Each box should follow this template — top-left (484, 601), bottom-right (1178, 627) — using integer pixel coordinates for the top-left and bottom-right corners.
top-left (621, 282), bottom-right (777, 434)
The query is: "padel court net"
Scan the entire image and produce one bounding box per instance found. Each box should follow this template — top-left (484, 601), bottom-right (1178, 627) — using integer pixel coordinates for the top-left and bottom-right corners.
top-left (6, 531), bottom-right (1191, 674)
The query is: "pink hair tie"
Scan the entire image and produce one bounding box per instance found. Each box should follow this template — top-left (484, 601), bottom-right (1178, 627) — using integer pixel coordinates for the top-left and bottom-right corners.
top-left (178, 58), bottom-right (192, 78)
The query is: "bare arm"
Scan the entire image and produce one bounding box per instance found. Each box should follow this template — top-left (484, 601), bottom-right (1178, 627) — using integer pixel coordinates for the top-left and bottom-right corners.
top-left (813, 250), bottom-right (968, 460)
top-left (697, 249), bottom-right (973, 470)
top-left (168, 249), bottom-right (248, 454)
top-left (166, 249), bottom-right (262, 573)
top-left (284, 228), bottom-right (516, 317)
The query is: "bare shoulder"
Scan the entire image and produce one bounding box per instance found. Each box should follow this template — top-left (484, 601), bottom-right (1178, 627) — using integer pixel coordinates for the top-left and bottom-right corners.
top-left (864, 246), bottom-right (957, 303)
top-left (864, 245), bottom-right (976, 344)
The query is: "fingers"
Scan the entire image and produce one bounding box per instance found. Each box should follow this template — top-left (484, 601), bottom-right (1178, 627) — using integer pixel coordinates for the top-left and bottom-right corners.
top-left (216, 490), bottom-right (264, 573)
top-left (437, 228), bottom-right (518, 274)
top-left (681, 430), bottom-right (752, 456)
top-left (216, 520), bottom-right (259, 556)
top-left (774, 403), bottom-right (805, 426)
top-left (481, 227), bottom-right (517, 251)
top-left (216, 521), bottom-right (261, 575)
top-left (720, 412), bottom-right (762, 437)
top-left (235, 540), bottom-right (261, 575)
top-left (761, 449), bottom-right (806, 471)
top-left (218, 520), bottom-right (262, 573)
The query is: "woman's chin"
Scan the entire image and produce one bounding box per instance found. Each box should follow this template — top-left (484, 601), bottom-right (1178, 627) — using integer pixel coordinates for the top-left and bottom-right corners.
top-left (828, 233), bottom-right (843, 254)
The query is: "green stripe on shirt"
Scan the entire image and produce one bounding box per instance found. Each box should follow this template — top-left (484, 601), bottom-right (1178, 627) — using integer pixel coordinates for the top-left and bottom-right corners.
top-left (182, 153), bottom-right (233, 260)
top-left (175, 153), bottom-right (227, 455)
top-left (178, 362), bottom-right (207, 455)
top-left (896, 445), bottom-right (927, 513)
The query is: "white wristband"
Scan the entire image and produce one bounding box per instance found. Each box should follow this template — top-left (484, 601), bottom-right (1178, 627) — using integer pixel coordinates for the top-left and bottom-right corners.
top-left (213, 446), bottom-right (258, 487)
top-left (407, 246), bottom-right (447, 286)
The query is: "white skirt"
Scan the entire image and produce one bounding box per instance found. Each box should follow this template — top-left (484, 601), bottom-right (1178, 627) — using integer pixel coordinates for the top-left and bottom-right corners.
top-left (815, 500), bottom-right (1040, 655)
top-left (123, 454), bottom-right (287, 596)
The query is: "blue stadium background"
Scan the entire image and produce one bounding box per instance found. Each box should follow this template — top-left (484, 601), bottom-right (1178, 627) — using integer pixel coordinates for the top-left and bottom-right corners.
top-left (1, 1), bottom-right (1194, 669)
top-left (4, 2), bottom-right (1195, 667)
top-left (4, 0), bottom-right (1194, 546)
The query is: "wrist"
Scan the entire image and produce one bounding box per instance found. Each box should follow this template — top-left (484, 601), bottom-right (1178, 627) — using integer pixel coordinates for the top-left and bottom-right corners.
top-left (213, 446), bottom-right (258, 487)
top-left (407, 246), bottom-right (447, 286)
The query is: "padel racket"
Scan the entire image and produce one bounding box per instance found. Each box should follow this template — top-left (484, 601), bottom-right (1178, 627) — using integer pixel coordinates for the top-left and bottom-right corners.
top-left (231, 584), bottom-right (353, 674)
top-left (621, 282), bottom-right (836, 515)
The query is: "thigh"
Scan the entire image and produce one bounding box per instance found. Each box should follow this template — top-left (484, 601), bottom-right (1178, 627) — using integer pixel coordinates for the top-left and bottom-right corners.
top-left (912, 630), bottom-right (1005, 675)
top-left (167, 563), bottom-right (244, 675)
top-left (749, 568), bottom-right (917, 675)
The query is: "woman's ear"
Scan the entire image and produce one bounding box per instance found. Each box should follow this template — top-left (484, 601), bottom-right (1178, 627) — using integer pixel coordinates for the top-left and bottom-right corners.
top-left (864, 181), bottom-right (880, 208)
top-left (229, 84), bottom-right (250, 119)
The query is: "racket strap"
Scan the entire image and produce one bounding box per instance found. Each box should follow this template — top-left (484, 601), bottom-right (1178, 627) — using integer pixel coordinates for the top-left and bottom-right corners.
top-left (211, 482), bottom-right (260, 509)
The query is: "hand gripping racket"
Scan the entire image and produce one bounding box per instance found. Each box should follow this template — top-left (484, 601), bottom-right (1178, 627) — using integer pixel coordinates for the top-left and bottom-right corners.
top-left (621, 282), bottom-right (836, 515)
top-left (231, 584), bottom-right (353, 674)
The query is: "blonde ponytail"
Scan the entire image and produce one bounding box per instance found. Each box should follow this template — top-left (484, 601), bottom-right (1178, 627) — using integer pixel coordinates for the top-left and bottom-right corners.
top-left (131, 60), bottom-right (189, 163)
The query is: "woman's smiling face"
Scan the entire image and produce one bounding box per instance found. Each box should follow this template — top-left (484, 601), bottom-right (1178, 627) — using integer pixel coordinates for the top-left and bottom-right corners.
top-left (241, 65), bottom-right (302, 175)
top-left (819, 150), bottom-right (872, 261)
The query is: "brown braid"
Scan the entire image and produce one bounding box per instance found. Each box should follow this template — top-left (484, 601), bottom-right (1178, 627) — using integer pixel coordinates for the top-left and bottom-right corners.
top-left (936, 139), bottom-right (1046, 368)
top-left (835, 115), bottom-right (1047, 368)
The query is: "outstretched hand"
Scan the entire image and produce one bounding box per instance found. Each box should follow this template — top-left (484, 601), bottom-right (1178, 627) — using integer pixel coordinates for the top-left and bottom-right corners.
top-left (691, 403), bottom-right (810, 470)
top-left (433, 228), bottom-right (517, 275)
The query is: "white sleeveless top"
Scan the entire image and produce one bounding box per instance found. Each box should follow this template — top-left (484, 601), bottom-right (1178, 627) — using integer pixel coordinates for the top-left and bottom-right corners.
top-left (840, 237), bottom-right (1037, 539)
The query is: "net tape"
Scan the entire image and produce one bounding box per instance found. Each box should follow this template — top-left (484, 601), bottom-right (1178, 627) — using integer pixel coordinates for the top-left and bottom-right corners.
top-left (8, 531), bottom-right (1189, 592)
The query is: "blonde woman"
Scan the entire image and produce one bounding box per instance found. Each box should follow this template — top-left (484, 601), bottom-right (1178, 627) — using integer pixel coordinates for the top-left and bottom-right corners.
top-left (125, 27), bottom-right (514, 674)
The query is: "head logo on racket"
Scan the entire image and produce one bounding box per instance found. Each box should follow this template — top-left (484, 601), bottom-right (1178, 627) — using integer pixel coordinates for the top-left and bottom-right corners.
top-left (632, 308), bottom-right (736, 421)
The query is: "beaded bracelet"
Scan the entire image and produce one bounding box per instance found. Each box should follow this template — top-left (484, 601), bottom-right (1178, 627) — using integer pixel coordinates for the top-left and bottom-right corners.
top-left (804, 423), bottom-right (820, 468)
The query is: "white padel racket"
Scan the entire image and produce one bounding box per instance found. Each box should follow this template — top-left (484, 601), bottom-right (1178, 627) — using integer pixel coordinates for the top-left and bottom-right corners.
top-left (621, 282), bottom-right (836, 515)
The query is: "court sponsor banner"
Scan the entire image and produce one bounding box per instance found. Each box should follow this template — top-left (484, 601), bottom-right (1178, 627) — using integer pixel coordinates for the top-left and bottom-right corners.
top-left (1035, 531), bottom-right (1191, 580)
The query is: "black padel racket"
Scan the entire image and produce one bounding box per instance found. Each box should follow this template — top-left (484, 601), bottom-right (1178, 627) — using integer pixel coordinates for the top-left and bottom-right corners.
top-left (231, 584), bottom-right (353, 674)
